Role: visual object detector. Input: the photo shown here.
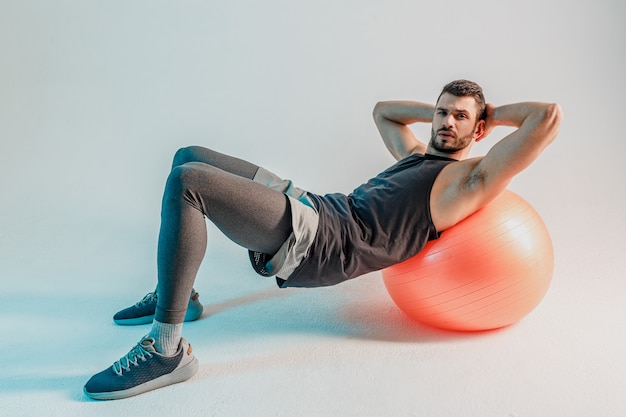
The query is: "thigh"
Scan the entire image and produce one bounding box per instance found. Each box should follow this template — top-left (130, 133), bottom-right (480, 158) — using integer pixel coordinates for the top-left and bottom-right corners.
top-left (172, 146), bottom-right (259, 179)
top-left (172, 162), bottom-right (293, 255)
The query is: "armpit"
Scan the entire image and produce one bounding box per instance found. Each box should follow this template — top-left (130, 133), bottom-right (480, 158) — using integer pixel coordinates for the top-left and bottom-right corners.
top-left (463, 167), bottom-right (487, 190)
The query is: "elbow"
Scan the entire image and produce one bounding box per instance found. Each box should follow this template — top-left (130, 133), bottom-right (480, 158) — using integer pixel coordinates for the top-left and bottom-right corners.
top-left (546, 102), bottom-right (564, 132)
top-left (540, 103), bottom-right (564, 145)
top-left (373, 100), bottom-right (395, 122)
top-left (373, 101), bottom-right (385, 121)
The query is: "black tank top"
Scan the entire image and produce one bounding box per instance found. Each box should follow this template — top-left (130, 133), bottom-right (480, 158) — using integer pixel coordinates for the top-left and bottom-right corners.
top-left (279, 153), bottom-right (455, 288)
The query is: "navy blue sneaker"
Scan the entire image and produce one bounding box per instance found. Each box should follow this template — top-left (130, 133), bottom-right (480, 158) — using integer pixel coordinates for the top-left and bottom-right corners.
top-left (84, 337), bottom-right (199, 400)
top-left (113, 289), bottom-right (203, 325)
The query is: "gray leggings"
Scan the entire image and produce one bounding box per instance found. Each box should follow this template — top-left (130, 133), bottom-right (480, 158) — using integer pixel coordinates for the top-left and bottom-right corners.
top-left (156, 146), bottom-right (296, 323)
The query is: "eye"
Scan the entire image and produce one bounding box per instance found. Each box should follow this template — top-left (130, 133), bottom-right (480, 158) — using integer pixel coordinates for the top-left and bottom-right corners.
top-left (457, 113), bottom-right (467, 119)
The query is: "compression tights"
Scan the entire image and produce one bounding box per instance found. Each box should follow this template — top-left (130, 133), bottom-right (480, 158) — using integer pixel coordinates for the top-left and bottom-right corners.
top-left (154, 146), bottom-right (294, 324)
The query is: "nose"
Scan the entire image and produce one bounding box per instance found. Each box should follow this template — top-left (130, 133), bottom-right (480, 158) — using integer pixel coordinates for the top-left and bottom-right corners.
top-left (442, 114), bottom-right (455, 129)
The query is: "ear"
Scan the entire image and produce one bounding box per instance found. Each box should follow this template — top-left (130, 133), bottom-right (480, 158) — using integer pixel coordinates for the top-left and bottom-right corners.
top-left (473, 119), bottom-right (486, 142)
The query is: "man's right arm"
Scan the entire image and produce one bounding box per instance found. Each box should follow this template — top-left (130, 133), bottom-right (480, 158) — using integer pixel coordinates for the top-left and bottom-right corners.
top-left (373, 101), bottom-right (435, 161)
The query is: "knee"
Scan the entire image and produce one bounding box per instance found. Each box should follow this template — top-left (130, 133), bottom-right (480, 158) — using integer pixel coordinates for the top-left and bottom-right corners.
top-left (164, 164), bottom-right (209, 212)
top-left (168, 158), bottom-right (224, 190)
top-left (172, 146), bottom-right (211, 168)
top-left (172, 146), bottom-right (195, 168)
top-left (167, 162), bottom-right (205, 190)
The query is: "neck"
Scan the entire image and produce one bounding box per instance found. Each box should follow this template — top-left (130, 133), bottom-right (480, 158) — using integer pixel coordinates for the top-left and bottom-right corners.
top-left (426, 144), bottom-right (470, 161)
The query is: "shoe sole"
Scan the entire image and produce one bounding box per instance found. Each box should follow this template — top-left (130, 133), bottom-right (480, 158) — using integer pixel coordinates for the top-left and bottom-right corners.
top-left (113, 304), bottom-right (203, 326)
top-left (84, 356), bottom-right (199, 400)
top-left (113, 314), bottom-right (155, 326)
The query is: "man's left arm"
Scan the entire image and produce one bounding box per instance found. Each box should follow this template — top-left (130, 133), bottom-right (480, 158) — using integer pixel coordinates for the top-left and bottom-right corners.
top-left (431, 101), bottom-right (563, 231)
top-left (474, 101), bottom-right (563, 196)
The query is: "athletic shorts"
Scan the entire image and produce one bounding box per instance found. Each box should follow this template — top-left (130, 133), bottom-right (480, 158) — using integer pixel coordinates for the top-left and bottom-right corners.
top-left (248, 169), bottom-right (319, 282)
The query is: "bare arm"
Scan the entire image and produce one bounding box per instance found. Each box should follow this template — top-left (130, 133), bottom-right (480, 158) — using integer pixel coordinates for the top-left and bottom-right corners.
top-left (373, 101), bottom-right (434, 161)
top-left (431, 101), bottom-right (563, 230)
top-left (474, 102), bottom-right (563, 196)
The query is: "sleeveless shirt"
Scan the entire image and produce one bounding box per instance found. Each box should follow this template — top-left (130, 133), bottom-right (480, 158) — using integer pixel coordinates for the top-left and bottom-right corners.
top-left (278, 153), bottom-right (455, 288)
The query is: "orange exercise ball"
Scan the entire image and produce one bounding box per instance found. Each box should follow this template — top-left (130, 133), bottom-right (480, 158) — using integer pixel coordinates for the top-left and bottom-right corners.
top-left (382, 190), bottom-right (553, 331)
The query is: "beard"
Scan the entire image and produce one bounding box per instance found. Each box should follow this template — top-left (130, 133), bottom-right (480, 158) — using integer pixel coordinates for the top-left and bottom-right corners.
top-left (430, 127), bottom-right (474, 154)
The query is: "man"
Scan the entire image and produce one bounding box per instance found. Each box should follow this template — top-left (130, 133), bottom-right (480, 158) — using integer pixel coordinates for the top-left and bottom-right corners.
top-left (84, 80), bottom-right (562, 400)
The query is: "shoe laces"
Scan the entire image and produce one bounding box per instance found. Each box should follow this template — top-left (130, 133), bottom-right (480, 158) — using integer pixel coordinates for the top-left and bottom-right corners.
top-left (135, 291), bottom-right (158, 307)
top-left (112, 338), bottom-right (155, 376)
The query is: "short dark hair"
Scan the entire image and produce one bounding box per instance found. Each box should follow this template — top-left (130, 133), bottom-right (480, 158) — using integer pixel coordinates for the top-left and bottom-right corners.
top-left (437, 79), bottom-right (486, 121)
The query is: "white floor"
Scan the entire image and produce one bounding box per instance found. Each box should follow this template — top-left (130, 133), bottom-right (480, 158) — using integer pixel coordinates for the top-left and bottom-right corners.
top-left (1, 186), bottom-right (625, 416)
top-left (1, 1), bottom-right (625, 416)
top-left (0, 202), bottom-right (626, 417)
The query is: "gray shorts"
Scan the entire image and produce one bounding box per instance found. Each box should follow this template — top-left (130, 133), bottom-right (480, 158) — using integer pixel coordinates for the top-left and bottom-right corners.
top-left (248, 168), bottom-right (319, 280)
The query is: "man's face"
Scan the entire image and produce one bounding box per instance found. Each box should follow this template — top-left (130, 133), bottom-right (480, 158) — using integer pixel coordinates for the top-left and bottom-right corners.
top-left (430, 93), bottom-right (482, 154)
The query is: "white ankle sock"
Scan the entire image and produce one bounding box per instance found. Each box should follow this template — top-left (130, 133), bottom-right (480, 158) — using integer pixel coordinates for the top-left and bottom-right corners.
top-left (148, 321), bottom-right (183, 356)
